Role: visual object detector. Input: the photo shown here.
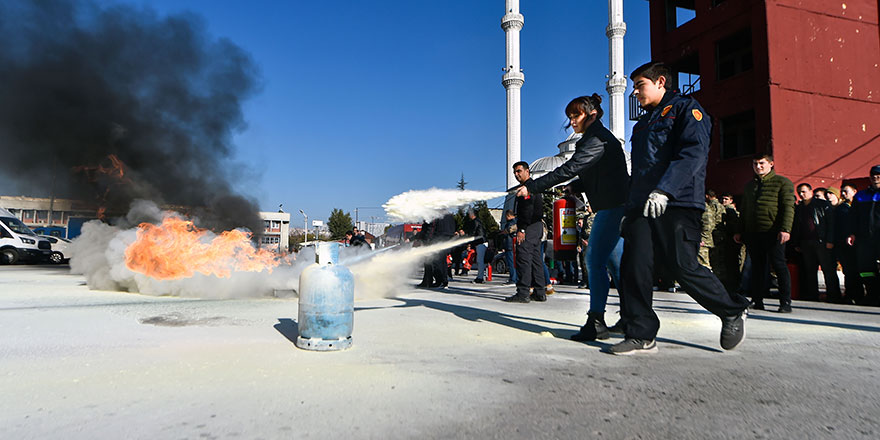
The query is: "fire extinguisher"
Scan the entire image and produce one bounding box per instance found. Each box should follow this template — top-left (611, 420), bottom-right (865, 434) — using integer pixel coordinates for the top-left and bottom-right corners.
top-left (553, 195), bottom-right (578, 261)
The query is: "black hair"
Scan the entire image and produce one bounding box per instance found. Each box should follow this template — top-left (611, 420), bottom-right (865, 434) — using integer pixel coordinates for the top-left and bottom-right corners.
top-left (706, 189), bottom-right (717, 198)
top-left (630, 61), bottom-right (671, 83)
top-left (564, 94), bottom-right (604, 127)
top-left (797, 183), bottom-right (813, 191)
top-left (513, 161), bottom-right (529, 170)
top-left (753, 152), bottom-right (774, 162)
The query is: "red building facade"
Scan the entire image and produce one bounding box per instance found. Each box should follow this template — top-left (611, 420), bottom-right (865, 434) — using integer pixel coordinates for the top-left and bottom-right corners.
top-left (646, 0), bottom-right (880, 195)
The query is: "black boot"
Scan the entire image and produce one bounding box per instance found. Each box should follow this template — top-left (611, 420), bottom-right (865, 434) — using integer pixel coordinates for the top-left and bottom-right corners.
top-left (570, 312), bottom-right (610, 341)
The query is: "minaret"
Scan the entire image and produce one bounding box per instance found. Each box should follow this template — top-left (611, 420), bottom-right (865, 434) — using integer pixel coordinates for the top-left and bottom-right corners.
top-left (605, 0), bottom-right (626, 144)
top-left (502, 0), bottom-right (524, 190)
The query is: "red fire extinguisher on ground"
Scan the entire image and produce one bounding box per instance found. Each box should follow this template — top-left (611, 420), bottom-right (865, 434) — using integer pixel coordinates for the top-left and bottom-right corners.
top-left (553, 195), bottom-right (578, 261)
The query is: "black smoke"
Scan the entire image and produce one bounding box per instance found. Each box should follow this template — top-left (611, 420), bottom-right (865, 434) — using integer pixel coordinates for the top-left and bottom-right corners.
top-left (0, 0), bottom-right (264, 233)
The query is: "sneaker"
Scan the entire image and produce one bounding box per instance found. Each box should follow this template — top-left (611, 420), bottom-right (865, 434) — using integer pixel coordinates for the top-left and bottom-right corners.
top-left (529, 293), bottom-right (547, 302)
top-left (472, 278), bottom-right (484, 284)
top-left (606, 338), bottom-right (657, 355)
top-left (749, 301), bottom-right (765, 310)
top-left (545, 285), bottom-right (556, 295)
top-left (720, 310), bottom-right (746, 350)
top-left (570, 312), bottom-right (610, 341)
top-left (607, 319), bottom-right (625, 335)
top-left (777, 304), bottom-right (792, 313)
top-left (503, 294), bottom-right (530, 303)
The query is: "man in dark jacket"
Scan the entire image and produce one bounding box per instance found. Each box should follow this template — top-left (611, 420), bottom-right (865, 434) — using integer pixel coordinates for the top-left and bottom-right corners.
top-left (505, 161), bottom-right (546, 303)
top-left (792, 183), bottom-right (841, 302)
top-left (464, 209), bottom-right (488, 283)
top-left (734, 153), bottom-right (796, 312)
top-left (609, 62), bottom-right (750, 355)
top-left (431, 212), bottom-right (456, 288)
top-left (835, 184), bottom-right (862, 303)
top-left (847, 165), bottom-right (880, 306)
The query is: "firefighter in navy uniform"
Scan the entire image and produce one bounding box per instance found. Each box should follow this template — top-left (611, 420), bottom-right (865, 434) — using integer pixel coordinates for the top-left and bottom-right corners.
top-left (847, 165), bottom-right (880, 306)
top-left (608, 62), bottom-right (751, 355)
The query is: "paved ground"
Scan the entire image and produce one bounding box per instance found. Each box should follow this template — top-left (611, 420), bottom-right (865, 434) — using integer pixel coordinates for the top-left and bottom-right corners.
top-left (2, 264), bottom-right (879, 439)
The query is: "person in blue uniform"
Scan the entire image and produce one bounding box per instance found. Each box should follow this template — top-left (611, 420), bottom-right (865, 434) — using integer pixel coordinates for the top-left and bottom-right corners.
top-left (847, 165), bottom-right (880, 306)
top-left (608, 62), bottom-right (751, 355)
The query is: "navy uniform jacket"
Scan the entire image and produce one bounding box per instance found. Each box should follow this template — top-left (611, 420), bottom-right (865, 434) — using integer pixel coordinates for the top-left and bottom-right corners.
top-left (629, 90), bottom-right (712, 211)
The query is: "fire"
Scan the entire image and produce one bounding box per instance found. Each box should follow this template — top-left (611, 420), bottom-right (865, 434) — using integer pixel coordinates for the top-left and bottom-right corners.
top-left (125, 216), bottom-right (281, 279)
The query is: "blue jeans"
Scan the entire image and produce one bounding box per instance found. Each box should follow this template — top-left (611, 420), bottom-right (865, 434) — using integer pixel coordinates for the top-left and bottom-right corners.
top-left (586, 206), bottom-right (624, 313)
top-left (541, 241), bottom-right (550, 284)
top-left (475, 242), bottom-right (487, 280)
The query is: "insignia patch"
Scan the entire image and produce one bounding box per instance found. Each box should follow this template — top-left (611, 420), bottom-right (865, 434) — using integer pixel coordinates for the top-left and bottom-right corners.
top-left (661, 105), bottom-right (672, 117)
top-left (692, 109), bottom-right (703, 121)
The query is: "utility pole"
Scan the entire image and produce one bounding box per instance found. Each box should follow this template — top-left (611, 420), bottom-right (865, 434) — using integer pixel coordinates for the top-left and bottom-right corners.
top-left (299, 209), bottom-right (308, 242)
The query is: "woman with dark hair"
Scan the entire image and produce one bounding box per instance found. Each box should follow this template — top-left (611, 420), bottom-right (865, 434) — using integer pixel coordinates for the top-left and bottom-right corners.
top-left (515, 94), bottom-right (630, 340)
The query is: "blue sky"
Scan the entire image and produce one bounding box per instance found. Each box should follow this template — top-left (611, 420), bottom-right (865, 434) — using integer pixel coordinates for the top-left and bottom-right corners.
top-left (124, 1), bottom-right (651, 224)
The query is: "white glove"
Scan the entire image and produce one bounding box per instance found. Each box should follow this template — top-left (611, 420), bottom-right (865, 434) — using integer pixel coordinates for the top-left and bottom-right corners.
top-left (643, 191), bottom-right (669, 218)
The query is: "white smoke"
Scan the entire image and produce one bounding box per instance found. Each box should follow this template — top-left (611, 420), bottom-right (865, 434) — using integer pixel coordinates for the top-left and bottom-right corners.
top-left (68, 200), bottom-right (471, 300)
top-left (383, 188), bottom-right (507, 223)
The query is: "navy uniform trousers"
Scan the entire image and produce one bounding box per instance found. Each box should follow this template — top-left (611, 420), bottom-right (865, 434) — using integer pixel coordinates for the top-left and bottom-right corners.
top-left (619, 207), bottom-right (751, 340)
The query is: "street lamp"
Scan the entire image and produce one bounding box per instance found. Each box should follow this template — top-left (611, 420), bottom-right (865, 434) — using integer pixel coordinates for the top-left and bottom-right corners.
top-left (299, 209), bottom-right (308, 243)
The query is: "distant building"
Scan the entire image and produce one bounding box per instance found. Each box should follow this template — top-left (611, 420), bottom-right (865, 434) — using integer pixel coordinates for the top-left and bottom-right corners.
top-left (260, 211), bottom-right (290, 253)
top-left (643, 0), bottom-right (879, 193)
top-left (0, 196), bottom-right (100, 237)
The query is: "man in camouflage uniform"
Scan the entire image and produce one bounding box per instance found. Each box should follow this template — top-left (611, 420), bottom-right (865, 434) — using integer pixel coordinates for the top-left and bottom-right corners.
top-left (698, 190), bottom-right (725, 269)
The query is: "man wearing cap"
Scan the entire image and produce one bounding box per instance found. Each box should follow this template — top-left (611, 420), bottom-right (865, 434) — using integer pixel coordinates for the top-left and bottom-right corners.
top-left (847, 165), bottom-right (880, 306)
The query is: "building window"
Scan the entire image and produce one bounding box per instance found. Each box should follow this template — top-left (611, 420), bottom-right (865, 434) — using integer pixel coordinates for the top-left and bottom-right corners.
top-left (716, 28), bottom-right (753, 80)
top-left (720, 110), bottom-right (756, 159)
top-left (666, 0), bottom-right (696, 31)
top-left (672, 53), bottom-right (701, 95)
top-left (35, 210), bottom-right (48, 224)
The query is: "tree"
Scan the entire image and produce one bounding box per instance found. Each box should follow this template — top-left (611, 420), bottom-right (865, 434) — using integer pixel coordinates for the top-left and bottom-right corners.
top-left (457, 173), bottom-right (468, 191)
top-left (328, 208), bottom-right (354, 239)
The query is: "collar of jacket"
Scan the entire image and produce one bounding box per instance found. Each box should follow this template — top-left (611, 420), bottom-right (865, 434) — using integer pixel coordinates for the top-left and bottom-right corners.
top-left (647, 89), bottom-right (680, 115)
top-left (755, 169), bottom-right (777, 182)
top-left (581, 118), bottom-right (606, 137)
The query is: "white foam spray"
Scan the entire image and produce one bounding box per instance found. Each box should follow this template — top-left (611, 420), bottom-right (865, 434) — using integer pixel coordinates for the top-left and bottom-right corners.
top-left (383, 188), bottom-right (508, 223)
top-left (345, 237), bottom-right (472, 299)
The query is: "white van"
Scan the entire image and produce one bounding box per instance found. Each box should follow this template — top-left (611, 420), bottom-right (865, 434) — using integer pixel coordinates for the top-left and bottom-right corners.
top-left (0, 207), bottom-right (52, 264)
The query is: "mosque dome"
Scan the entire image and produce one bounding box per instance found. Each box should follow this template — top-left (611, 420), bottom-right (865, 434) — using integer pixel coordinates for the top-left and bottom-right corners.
top-left (529, 132), bottom-right (581, 180)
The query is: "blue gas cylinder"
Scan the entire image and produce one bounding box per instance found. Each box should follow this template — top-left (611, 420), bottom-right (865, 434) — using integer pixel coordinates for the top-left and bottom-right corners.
top-left (295, 242), bottom-right (354, 351)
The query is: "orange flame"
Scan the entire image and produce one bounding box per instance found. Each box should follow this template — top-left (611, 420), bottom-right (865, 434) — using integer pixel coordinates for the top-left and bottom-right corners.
top-left (125, 216), bottom-right (281, 279)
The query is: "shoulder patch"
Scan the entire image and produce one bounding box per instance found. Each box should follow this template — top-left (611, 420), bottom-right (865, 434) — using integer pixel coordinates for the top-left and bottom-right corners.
top-left (661, 105), bottom-right (672, 117)
top-left (692, 109), bottom-right (703, 121)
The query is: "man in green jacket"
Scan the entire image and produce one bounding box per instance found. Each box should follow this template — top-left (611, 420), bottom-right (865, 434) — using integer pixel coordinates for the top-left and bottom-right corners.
top-left (734, 153), bottom-right (796, 312)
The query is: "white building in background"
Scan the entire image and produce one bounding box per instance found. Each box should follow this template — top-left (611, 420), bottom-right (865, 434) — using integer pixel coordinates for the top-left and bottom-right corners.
top-left (502, 0), bottom-right (524, 190)
top-left (259, 211), bottom-right (290, 253)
